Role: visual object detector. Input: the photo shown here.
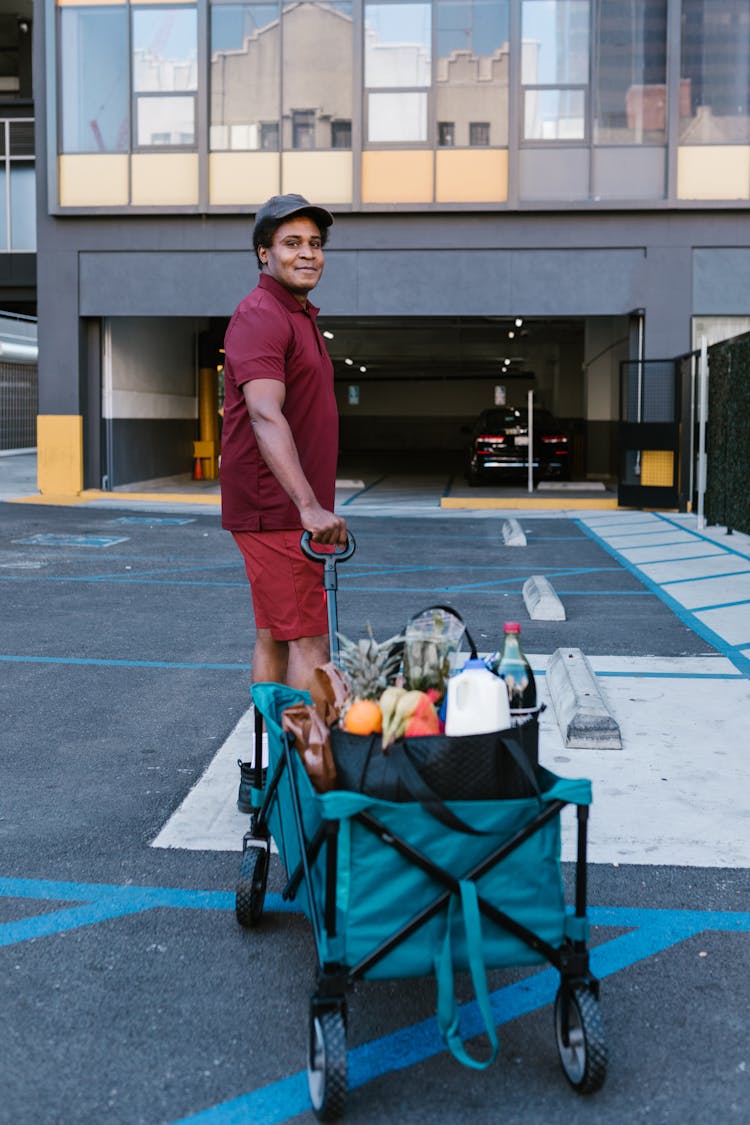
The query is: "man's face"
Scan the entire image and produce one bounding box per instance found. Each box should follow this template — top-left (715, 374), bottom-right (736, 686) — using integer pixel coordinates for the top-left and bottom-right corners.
top-left (258, 216), bottom-right (325, 302)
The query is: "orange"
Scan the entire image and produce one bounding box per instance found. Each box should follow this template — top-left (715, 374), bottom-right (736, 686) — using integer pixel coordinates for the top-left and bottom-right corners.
top-left (343, 699), bottom-right (383, 736)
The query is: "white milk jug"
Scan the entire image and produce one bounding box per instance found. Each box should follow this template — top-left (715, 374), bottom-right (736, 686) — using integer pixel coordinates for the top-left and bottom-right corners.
top-left (444, 658), bottom-right (511, 737)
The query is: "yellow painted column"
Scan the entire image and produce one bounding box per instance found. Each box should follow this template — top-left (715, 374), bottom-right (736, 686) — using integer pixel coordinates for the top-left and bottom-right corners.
top-left (195, 367), bottom-right (219, 479)
top-left (37, 415), bottom-right (84, 496)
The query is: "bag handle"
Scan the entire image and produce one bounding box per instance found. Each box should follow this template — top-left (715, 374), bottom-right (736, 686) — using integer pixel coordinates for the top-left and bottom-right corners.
top-left (496, 726), bottom-right (542, 803)
top-left (435, 880), bottom-right (499, 1070)
top-left (395, 744), bottom-right (490, 836)
top-left (396, 730), bottom-right (542, 836)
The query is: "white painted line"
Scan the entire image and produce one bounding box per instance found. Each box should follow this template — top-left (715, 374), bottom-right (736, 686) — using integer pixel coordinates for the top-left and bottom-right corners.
top-left (151, 708), bottom-right (274, 852)
top-left (151, 655), bottom-right (750, 867)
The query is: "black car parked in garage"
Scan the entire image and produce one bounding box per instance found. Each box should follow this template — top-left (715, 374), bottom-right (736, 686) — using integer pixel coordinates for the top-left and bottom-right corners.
top-left (464, 407), bottom-right (571, 485)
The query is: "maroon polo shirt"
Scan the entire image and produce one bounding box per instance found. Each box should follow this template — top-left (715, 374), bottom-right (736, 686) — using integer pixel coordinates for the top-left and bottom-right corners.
top-left (220, 273), bottom-right (338, 531)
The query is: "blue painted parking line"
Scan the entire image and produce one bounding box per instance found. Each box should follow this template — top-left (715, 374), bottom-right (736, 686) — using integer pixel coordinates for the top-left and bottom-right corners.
top-left (110, 516), bottom-right (196, 526)
top-left (660, 567), bottom-right (750, 586)
top-left (577, 519), bottom-right (750, 679)
top-left (0, 654), bottom-right (247, 671)
top-left (625, 551), bottom-right (726, 565)
top-left (2, 877), bottom-right (746, 1125)
top-left (13, 533), bottom-right (130, 548)
top-left (0, 877), bottom-right (296, 949)
top-left (655, 513), bottom-right (750, 562)
top-left (340, 476), bottom-right (386, 505)
top-left (173, 904), bottom-right (750, 1125)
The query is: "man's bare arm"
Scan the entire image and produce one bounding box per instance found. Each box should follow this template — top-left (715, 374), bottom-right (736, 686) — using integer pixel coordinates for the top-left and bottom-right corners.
top-left (242, 379), bottom-right (346, 544)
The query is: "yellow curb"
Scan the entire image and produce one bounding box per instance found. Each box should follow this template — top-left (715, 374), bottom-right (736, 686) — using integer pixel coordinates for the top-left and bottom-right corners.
top-left (7, 490), bottom-right (221, 507)
top-left (441, 496), bottom-right (620, 510)
top-left (6, 493), bottom-right (99, 506)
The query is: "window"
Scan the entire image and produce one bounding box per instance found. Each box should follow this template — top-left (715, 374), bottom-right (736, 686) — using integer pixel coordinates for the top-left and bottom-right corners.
top-left (521, 0), bottom-right (589, 142)
top-left (292, 109), bottom-right (315, 149)
top-left (469, 121), bottom-right (490, 146)
top-left (436, 0), bottom-right (509, 146)
top-left (282, 2), bottom-right (353, 149)
top-left (0, 120), bottom-right (35, 249)
top-left (680, 0), bottom-right (750, 144)
top-left (438, 121), bottom-right (455, 145)
top-left (60, 7), bottom-right (129, 153)
top-left (594, 0), bottom-right (668, 144)
top-left (331, 120), bottom-right (352, 148)
top-left (210, 4), bottom-right (281, 151)
top-left (260, 122), bottom-right (280, 150)
top-left (132, 8), bottom-right (198, 148)
top-left (365, 2), bottom-right (431, 142)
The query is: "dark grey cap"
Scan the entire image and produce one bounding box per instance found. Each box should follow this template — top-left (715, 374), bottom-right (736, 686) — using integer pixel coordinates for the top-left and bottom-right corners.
top-left (252, 193), bottom-right (333, 238)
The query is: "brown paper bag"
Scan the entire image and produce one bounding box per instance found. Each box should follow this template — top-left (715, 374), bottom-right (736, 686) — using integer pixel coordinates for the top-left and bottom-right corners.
top-left (309, 662), bottom-right (351, 726)
top-left (281, 702), bottom-right (338, 794)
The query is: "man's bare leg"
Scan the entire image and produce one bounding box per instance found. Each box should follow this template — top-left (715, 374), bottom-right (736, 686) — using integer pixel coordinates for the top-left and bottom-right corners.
top-left (287, 633), bottom-right (330, 692)
top-left (252, 628), bottom-right (289, 684)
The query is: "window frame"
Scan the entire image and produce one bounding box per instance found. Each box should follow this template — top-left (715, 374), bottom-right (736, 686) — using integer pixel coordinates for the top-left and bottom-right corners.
top-left (130, 4), bottom-right (199, 153)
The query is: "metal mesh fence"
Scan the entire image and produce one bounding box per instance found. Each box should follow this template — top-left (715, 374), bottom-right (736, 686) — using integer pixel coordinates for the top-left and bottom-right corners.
top-left (0, 361), bottom-right (37, 450)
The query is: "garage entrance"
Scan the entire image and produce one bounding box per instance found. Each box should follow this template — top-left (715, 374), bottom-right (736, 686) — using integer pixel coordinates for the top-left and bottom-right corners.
top-left (316, 314), bottom-right (629, 484)
top-left (97, 313), bottom-right (630, 493)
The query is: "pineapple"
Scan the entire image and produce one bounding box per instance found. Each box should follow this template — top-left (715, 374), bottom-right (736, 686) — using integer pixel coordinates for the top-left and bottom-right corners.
top-left (336, 624), bottom-right (404, 701)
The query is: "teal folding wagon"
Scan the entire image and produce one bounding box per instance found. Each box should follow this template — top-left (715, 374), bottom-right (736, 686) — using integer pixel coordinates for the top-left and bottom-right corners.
top-left (237, 681), bottom-right (607, 1121)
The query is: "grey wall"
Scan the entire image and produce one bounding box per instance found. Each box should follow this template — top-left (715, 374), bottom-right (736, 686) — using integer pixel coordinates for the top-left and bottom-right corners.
top-left (60, 212), bottom-right (750, 364)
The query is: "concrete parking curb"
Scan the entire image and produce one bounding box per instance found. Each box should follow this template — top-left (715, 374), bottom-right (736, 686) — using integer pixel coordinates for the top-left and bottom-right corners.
top-left (546, 647), bottom-right (622, 749)
top-left (502, 518), bottom-right (527, 546)
top-left (523, 574), bottom-right (566, 620)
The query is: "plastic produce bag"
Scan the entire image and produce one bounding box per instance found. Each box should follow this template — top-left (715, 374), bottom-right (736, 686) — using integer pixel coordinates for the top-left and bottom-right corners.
top-left (403, 606), bottom-right (467, 697)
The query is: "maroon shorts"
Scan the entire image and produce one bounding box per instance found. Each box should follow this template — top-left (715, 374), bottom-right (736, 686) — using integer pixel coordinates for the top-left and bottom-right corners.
top-left (232, 530), bottom-right (329, 642)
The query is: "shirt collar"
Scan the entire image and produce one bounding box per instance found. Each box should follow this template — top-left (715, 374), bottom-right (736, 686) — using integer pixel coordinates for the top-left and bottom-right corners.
top-left (258, 272), bottom-right (320, 318)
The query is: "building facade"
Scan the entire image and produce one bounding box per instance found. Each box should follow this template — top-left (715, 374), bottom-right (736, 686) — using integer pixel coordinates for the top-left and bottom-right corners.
top-left (34, 0), bottom-right (750, 497)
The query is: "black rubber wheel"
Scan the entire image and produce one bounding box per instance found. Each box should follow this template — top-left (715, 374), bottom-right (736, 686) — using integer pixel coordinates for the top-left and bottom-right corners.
top-left (308, 1008), bottom-right (347, 1121)
top-left (235, 845), bottom-right (269, 928)
top-left (554, 984), bottom-right (607, 1094)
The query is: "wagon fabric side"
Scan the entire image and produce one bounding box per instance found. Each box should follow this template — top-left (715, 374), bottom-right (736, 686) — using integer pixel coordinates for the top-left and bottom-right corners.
top-left (251, 682), bottom-right (592, 981)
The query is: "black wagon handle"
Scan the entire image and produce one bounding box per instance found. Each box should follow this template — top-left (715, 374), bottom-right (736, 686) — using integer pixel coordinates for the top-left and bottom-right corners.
top-left (300, 530), bottom-right (356, 662)
top-left (299, 529), bottom-right (356, 565)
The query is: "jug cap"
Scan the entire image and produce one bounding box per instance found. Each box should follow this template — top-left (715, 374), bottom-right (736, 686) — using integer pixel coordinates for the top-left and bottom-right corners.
top-left (462, 657), bottom-right (488, 670)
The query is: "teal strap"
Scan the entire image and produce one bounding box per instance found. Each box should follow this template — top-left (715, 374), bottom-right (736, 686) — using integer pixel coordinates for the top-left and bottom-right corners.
top-left (435, 880), bottom-right (499, 1070)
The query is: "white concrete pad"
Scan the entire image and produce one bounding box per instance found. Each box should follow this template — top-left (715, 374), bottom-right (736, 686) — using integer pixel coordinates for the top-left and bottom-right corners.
top-left (151, 655), bottom-right (750, 867)
top-left (660, 572), bottom-right (750, 611)
top-left (151, 708), bottom-right (271, 852)
top-left (694, 604), bottom-right (750, 647)
top-left (548, 658), bottom-right (750, 867)
top-left (606, 532), bottom-right (695, 549)
top-left (640, 555), bottom-right (750, 585)
top-left (618, 542), bottom-right (724, 564)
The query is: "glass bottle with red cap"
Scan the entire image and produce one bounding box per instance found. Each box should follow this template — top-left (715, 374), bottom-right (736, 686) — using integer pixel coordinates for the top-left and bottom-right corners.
top-left (489, 622), bottom-right (537, 712)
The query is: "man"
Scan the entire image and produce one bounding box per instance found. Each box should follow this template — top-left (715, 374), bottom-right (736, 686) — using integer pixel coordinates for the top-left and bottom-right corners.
top-left (220, 193), bottom-right (347, 696)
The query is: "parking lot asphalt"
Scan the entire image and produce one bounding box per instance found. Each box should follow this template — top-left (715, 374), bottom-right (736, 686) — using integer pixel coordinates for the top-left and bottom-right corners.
top-left (1, 495), bottom-right (748, 1125)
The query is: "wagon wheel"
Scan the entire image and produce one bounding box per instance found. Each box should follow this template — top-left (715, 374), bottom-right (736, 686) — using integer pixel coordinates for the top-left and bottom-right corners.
top-left (554, 983), bottom-right (607, 1094)
top-left (235, 844), bottom-right (269, 928)
top-left (308, 1007), bottom-right (347, 1121)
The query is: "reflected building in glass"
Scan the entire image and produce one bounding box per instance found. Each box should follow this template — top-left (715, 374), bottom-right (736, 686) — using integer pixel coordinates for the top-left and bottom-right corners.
top-left (29, 0), bottom-right (750, 497)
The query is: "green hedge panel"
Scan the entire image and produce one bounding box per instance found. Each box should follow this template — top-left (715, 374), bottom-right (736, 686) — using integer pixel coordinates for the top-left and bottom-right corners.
top-left (705, 335), bottom-right (750, 535)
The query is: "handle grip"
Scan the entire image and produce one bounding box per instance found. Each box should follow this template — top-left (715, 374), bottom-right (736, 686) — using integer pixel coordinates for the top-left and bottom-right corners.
top-left (300, 530), bottom-right (356, 564)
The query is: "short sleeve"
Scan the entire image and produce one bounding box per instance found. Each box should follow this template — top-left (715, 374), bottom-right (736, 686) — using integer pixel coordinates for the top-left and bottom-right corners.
top-left (225, 294), bottom-right (291, 387)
